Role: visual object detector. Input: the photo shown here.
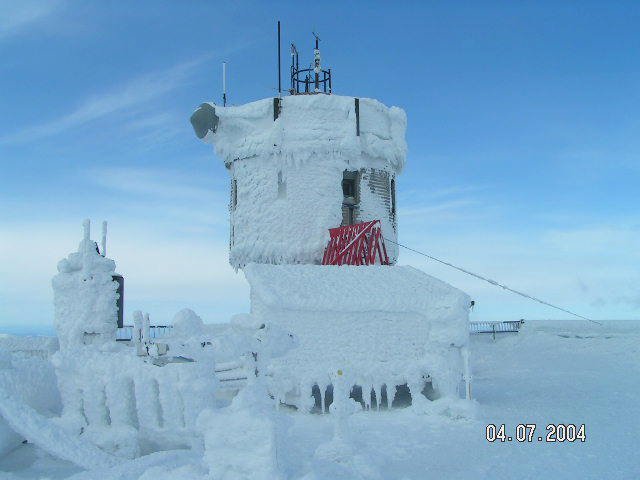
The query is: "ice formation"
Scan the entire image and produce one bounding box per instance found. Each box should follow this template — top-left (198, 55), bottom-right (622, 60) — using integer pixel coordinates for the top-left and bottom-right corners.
top-left (52, 219), bottom-right (119, 351)
top-left (50, 222), bottom-right (216, 460)
top-left (0, 341), bottom-right (60, 457)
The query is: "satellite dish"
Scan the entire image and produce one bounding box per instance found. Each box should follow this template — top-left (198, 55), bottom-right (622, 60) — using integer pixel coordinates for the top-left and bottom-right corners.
top-left (190, 103), bottom-right (219, 139)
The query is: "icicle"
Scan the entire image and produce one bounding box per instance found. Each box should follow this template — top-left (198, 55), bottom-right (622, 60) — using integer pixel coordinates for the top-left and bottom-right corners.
top-left (319, 384), bottom-right (325, 414)
top-left (364, 384), bottom-right (371, 410)
top-left (386, 381), bottom-right (395, 409)
top-left (374, 384), bottom-right (382, 411)
top-left (308, 382), bottom-right (316, 413)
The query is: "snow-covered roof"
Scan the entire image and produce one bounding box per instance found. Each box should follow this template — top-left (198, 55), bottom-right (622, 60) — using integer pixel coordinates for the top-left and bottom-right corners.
top-left (199, 94), bottom-right (407, 172)
top-left (244, 263), bottom-right (470, 320)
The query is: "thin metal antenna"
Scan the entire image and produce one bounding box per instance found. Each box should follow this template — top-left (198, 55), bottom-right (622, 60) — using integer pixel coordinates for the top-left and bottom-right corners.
top-left (277, 21), bottom-right (282, 96)
top-left (312, 31), bottom-right (321, 92)
top-left (222, 61), bottom-right (227, 106)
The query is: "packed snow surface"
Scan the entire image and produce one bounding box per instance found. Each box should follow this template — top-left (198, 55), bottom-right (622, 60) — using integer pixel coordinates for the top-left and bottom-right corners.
top-left (1, 320), bottom-right (637, 479)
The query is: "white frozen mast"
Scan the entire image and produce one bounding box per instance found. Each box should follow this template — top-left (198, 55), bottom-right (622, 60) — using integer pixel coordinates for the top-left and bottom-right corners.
top-left (191, 34), bottom-right (472, 409)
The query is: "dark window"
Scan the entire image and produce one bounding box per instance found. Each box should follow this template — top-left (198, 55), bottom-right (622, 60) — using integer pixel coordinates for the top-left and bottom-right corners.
top-left (342, 177), bottom-right (355, 197)
top-left (391, 178), bottom-right (396, 216)
top-left (231, 179), bottom-right (238, 210)
top-left (342, 170), bottom-right (359, 226)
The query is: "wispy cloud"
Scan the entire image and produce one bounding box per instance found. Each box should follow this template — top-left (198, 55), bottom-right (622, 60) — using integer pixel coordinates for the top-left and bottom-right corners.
top-left (404, 184), bottom-right (489, 201)
top-left (398, 182), bottom-right (490, 224)
top-left (87, 166), bottom-right (229, 233)
top-left (0, 0), bottom-right (63, 40)
top-left (90, 166), bottom-right (219, 203)
top-left (400, 198), bottom-right (479, 218)
top-left (0, 55), bottom-right (211, 145)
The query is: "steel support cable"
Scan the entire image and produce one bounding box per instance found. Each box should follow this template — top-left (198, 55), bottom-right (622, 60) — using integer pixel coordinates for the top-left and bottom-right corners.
top-left (384, 237), bottom-right (602, 326)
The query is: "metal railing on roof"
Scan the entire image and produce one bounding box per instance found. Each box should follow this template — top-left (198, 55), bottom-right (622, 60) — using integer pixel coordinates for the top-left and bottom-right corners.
top-left (116, 325), bottom-right (173, 342)
top-left (116, 321), bottom-right (523, 342)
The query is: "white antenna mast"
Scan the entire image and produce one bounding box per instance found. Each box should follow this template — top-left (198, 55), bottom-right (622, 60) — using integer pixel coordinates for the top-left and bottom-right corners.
top-left (222, 61), bottom-right (227, 106)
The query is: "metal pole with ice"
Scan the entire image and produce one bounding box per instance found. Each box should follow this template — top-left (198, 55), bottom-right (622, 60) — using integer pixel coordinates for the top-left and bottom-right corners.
top-left (101, 221), bottom-right (107, 257)
top-left (222, 62), bottom-right (227, 107)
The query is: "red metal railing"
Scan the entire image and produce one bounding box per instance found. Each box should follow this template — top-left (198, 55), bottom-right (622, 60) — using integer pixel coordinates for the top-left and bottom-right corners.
top-left (322, 220), bottom-right (390, 266)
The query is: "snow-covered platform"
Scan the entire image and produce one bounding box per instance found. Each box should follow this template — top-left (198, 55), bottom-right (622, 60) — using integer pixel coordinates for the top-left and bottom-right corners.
top-left (2, 320), bottom-right (637, 479)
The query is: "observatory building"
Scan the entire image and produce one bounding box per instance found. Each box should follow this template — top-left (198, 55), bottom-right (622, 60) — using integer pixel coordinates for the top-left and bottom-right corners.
top-left (191, 34), bottom-right (471, 408)
top-left (191, 43), bottom-right (406, 268)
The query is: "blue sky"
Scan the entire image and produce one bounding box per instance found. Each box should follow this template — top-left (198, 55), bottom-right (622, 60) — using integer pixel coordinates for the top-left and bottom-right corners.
top-left (1, 0), bottom-right (639, 334)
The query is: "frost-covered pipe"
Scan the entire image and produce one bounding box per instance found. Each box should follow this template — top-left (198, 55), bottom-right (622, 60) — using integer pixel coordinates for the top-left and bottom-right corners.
top-left (133, 311), bottom-right (143, 342)
top-left (81, 219), bottom-right (92, 275)
top-left (133, 311), bottom-right (146, 356)
top-left (143, 313), bottom-right (151, 345)
top-left (82, 218), bottom-right (90, 242)
top-left (101, 221), bottom-right (107, 257)
top-left (462, 346), bottom-right (472, 400)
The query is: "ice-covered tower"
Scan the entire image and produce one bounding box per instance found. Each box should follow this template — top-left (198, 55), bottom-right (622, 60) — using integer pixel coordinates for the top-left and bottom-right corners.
top-left (190, 39), bottom-right (407, 269)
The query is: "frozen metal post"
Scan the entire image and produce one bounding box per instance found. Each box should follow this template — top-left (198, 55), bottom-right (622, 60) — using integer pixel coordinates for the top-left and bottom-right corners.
top-left (277, 21), bottom-right (282, 95)
top-left (101, 221), bottom-right (107, 257)
top-left (222, 62), bottom-right (227, 107)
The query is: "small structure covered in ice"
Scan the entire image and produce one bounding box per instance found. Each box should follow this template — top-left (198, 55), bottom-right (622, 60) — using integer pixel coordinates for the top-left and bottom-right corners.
top-left (53, 219), bottom-right (119, 351)
top-left (51, 221), bottom-right (215, 459)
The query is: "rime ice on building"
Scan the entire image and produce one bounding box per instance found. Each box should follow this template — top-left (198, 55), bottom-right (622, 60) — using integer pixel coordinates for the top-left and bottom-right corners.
top-left (53, 219), bottom-right (120, 351)
top-left (191, 35), bottom-right (472, 407)
top-left (191, 48), bottom-right (406, 268)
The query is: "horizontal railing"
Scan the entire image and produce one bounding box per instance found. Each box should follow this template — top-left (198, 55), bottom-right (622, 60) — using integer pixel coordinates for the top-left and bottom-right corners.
top-left (117, 321), bottom-right (523, 342)
top-left (470, 320), bottom-right (524, 338)
top-left (116, 325), bottom-right (173, 342)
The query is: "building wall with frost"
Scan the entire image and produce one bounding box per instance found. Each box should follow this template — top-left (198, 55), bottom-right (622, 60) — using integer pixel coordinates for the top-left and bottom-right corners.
top-left (193, 94), bottom-right (407, 268)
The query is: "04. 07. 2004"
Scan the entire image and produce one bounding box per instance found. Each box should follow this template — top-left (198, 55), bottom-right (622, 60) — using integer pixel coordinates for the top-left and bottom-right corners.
top-left (485, 423), bottom-right (586, 443)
